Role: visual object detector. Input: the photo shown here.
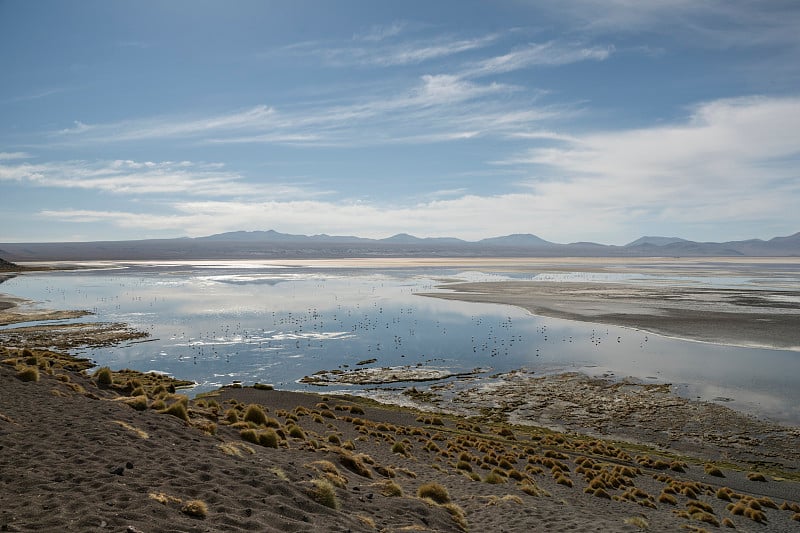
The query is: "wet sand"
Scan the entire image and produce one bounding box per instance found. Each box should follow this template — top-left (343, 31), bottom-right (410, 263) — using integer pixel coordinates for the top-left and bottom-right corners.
top-left (423, 281), bottom-right (800, 351)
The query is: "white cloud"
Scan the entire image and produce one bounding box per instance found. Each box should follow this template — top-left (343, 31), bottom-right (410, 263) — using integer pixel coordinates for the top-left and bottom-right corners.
top-left (0, 158), bottom-right (323, 199)
top-left (507, 95), bottom-right (800, 236)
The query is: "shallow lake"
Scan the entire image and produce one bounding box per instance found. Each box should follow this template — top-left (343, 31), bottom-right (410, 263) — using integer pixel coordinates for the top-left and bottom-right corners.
top-left (4, 260), bottom-right (799, 425)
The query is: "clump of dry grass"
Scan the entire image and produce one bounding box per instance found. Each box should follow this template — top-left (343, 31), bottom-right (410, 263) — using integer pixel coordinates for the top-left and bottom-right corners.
top-left (114, 420), bottom-right (149, 439)
top-left (417, 482), bottom-right (450, 504)
top-left (243, 404), bottom-right (268, 425)
top-left (161, 401), bottom-right (189, 422)
top-left (442, 502), bottom-right (467, 531)
top-left (380, 480), bottom-right (404, 497)
top-left (240, 428), bottom-right (259, 444)
top-left (309, 478), bottom-right (339, 509)
top-left (94, 366), bottom-right (113, 387)
top-left (258, 429), bottom-right (280, 448)
top-left (149, 492), bottom-right (182, 505)
top-left (391, 441), bottom-right (407, 456)
top-left (623, 516), bottom-right (649, 529)
top-left (181, 499), bottom-right (208, 519)
top-left (223, 408), bottom-right (239, 424)
top-left (747, 472), bottom-right (767, 482)
top-left (704, 464), bottom-right (724, 477)
top-left (288, 425), bottom-right (306, 440)
top-left (16, 365), bottom-right (39, 382)
top-left (218, 441), bottom-right (255, 457)
top-left (337, 450), bottom-right (374, 478)
top-left (124, 395), bottom-right (148, 411)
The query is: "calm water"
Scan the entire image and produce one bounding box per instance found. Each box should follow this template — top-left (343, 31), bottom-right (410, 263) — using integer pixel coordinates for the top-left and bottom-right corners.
top-left (3, 260), bottom-right (799, 425)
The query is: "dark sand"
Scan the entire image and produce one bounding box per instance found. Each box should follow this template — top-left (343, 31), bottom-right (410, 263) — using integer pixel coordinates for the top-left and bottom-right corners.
top-left (3, 362), bottom-right (800, 532)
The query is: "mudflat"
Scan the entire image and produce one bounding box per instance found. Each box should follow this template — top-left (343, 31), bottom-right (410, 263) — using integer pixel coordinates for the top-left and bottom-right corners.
top-left (423, 280), bottom-right (800, 351)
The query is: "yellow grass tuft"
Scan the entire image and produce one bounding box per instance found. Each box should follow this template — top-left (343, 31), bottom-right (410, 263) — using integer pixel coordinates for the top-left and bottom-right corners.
top-left (309, 478), bottom-right (339, 509)
top-left (149, 492), bottom-right (182, 505)
top-left (94, 366), bottom-right (113, 386)
top-left (623, 516), bottom-right (649, 529)
top-left (181, 499), bottom-right (208, 519)
top-left (218, 441), bottom-right (255, 457)
top-left (113, 420), bottom-right (149, 439)
top-left (243, 404), bottom-right (268, 425)
top-left (160, 401), bottom-right (189, 421)
top-left (417, 482), bottom-right (450, 504)
top-left (16, 365), bottom-right (40, 382)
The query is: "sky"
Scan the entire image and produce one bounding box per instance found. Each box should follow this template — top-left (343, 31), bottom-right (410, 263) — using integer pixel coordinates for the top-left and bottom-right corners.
top-left (1, 0), bottom-right (799, 245)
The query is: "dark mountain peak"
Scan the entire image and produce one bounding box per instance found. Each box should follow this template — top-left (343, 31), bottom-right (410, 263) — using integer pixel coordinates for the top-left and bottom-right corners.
top-left (381, 233), bottom-right (424, 244)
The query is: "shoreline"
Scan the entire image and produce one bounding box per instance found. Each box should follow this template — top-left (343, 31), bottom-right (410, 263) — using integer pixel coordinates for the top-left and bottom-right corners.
top-left (421, 280), bottom-right (800, 352)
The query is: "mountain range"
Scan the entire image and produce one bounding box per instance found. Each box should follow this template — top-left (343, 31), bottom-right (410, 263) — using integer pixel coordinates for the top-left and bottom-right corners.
top-left (1, 230), bottom-right (799, 261)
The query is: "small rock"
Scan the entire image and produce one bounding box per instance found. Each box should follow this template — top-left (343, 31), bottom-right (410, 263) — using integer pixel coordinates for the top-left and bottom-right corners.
top-left (109, 465), bottom-right (125, 476)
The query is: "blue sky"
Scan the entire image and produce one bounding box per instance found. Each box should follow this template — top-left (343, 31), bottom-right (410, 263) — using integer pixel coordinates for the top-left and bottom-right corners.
top-left (1, 0), bottom-right (799, 244)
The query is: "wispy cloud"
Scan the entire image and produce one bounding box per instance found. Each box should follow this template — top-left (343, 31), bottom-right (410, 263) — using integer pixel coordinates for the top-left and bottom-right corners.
top-left (55, 106), bottom-right (276, 142)
top-left (353, 21), bottom-right (408, 42)
top-left (2, 87), bottom-right (68, 104)
top-left (0, 158), bottom-right (323, 198)
top-left (51, 74), bottom-right (552, 148)
top-left (540, 0), bottom-right (800, 49)
top-left (0, 152), bottom-right (32, 161)
top-left (462, 41), bottom-right (613, 78)
top-left (283, 33), bottom-right (500, 68)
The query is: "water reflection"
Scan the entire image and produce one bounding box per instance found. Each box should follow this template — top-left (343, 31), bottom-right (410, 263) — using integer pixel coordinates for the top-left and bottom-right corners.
top-left (4, 261), bottom-right (799, 424)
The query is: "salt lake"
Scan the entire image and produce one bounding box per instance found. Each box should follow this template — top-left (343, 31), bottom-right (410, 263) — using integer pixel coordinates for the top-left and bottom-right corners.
top-left (3, 259), bottom-right (799, 425)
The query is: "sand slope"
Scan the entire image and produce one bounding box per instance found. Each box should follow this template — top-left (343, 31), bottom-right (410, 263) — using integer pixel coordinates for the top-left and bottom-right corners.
top-left (3, 362), bottom-right (800, 532)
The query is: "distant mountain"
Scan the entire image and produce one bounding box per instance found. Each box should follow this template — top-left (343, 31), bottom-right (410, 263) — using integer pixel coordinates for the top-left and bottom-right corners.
top-left (478, 234), bottom-right (553, 247)
top-left (198, 230), bottom-right (369, 244)
top-left (626, 236), bottom-right (691, 247)
top-left (0, 230), bottom-right (798, 261)
top-left (380, 233), bottom-right (467, 245)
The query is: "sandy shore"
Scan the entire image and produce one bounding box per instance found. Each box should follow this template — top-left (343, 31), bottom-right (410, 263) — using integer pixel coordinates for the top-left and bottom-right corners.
top-left (422, 281), bottom-right (800, 351)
